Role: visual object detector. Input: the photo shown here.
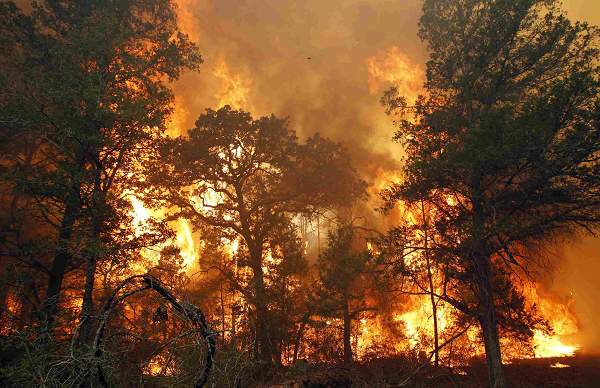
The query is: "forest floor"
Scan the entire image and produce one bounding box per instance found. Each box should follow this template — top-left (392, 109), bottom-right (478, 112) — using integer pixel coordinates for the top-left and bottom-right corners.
top-left (263, 353), bottom-right (600, 388)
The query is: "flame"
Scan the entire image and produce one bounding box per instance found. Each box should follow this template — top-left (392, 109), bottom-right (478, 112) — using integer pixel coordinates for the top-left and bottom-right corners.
top-left (532, 331), bottom-right (578, 357)
top-left (365, 46), bottom-right (424, 102)
top-left (519, 284), bottom-right (580, 358)
top-left (166, 96), bottom-right (190, 137)
top-left (144, 354), bottom-right (177, 376)
top-left (176, 219), bottom-right (196, 269)
top-left (174, 0), bottom-right (203, 43)
top-left (213, 58), bottom-right (253, 110)
top-left (128, 195), bottom-right (199, 273)
top-left (550, 362), bottom-right (570, 368)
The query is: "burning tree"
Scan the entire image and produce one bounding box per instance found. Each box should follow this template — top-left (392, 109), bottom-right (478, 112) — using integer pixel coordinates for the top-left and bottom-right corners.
top-left (313, 223), bottom-right (376, 366)
top-left (0, 0), bottom-right (202, 339)
top-left (381, 0), bottom-right (600, 387)
top-left (141, 106), bottom-right (366, 366)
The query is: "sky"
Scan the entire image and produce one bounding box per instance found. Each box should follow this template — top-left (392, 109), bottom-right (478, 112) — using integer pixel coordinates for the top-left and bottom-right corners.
top-left (165, 0), bottom-right (600, 353)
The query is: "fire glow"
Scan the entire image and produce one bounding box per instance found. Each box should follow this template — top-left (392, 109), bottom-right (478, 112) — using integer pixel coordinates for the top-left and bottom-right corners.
top-left (4, 1), bottom-right (600, 388)
top-left (123, 23), bottom-right (583, 365)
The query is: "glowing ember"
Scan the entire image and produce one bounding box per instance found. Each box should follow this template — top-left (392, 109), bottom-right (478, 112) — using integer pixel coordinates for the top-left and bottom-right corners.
top-left (550, 362), bottom-right (570, 368)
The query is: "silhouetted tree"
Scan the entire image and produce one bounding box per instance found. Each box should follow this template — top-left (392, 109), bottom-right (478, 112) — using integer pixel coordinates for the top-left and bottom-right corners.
top-left (314, 224), bottom-right (375, 365)
top-left (381, 0), bottom-right (600, 386)
top-left (142, 106), bottom-right (366, 366)
top-left (0, 0), bottom-right (202, 337)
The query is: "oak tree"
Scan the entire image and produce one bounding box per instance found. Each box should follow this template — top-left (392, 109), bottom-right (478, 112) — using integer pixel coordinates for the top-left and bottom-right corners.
top-left (142, 106), bottom-right (366, 365)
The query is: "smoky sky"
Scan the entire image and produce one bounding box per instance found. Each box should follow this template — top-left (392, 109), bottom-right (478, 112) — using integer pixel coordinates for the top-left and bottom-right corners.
top-left (167, 0), bottom-right (600, 353)
top-left (171, 0), bottom-right (425, 176)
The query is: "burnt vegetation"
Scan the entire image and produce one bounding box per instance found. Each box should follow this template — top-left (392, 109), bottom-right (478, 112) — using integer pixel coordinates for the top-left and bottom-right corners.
top-left (1, 0), bottom-right (599, 387)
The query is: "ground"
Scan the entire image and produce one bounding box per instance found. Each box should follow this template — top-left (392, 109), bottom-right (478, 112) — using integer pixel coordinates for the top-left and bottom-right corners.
top-left (263, 353), bottom-right (600, 388)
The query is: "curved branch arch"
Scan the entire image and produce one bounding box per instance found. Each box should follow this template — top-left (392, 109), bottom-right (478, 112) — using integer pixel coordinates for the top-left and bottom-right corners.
top-left (92, 274), bottom-right (215, 387)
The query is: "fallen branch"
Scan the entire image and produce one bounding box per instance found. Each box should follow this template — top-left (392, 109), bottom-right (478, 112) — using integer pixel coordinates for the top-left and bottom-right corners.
top-left (92, 273), bottom-right (216, 387)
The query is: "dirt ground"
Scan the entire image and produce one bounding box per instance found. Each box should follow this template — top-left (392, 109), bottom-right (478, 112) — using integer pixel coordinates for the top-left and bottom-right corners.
top-left (265, 353), bottom-right (600, 388)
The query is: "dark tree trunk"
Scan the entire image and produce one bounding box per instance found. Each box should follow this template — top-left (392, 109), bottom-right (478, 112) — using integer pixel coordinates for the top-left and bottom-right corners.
top-left (475, 257), bottom-right (508, 388)
top-left (78, 254), bottom-right (97, 348)
top-left (39, 187), bottom-right (80, 332)
top-left (78, 163), bottom-right (103, 348)
top-left (421, 200), bottom-right (439, 368)
top-left (470, 171), bottom-right (507, 388)
top-left (251, 248), bottom-right (273, 366)
top-left (40, 150), bottom-right (86, 332)
top-left (17, 296), bottom-right (31, 330)
top-left (342, 295), bottom-right (352, 366)
top-left (292, 314), bottom-right (309, 364)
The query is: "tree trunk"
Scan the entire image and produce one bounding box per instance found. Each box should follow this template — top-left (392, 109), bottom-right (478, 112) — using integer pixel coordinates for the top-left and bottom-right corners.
top-left (231, 293), bottom-right (237, 348)
top-left (470, 170), bottom-right (507, 388)
top-left (78, 163), bottom-right (103, 348)
top-left (292, 314), bottom-right (309, 364)
top-left (39, 187), bottom-right (80, 332)
top-left (40, 151), bottom-right (86, 332)
top-left (78, 254), bottom-right (97, 348)
top-left (251, 249), bottom-right (273, 366)
top-left (475, 257), bottom-right (508, 388)
top-left (342, 295), bottom-right (352, 366)
top-left (421, 200), bottom-right (439, 368)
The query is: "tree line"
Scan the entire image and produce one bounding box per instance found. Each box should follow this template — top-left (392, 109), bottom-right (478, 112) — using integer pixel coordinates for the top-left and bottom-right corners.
top-left (1, 0), bottom-right (599, 387)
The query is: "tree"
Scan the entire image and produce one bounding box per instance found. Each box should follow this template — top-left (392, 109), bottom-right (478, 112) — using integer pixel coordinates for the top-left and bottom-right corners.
top-left (314, 224), bottom-right (375, 366)
top-left (142, 106), bottom-right (366, 366)
top-left (381, 0), bottom-right (600, 386)
top-left (263, 221), bottom-right (311, 366)
top-left (0, 0), bottom-right (202, 336)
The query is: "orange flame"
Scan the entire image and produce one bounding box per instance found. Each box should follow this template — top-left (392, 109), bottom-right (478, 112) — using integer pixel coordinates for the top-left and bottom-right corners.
top-left (365, 46), bottom-right (424, 103)
top-left (213, 58), bottom-right (254, 110)
top-left (166, 96), bottom-right (190, 137)
top-left (174, 0), bottom-right (202, 43)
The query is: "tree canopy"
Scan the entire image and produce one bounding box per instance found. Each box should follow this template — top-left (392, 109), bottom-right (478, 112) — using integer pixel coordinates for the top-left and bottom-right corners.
top-left (0, 0), bottom-right (202, 344)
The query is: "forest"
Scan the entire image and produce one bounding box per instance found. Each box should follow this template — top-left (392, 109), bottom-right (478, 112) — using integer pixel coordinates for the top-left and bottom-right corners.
top-left (1, 0), bottom-right (599, 387)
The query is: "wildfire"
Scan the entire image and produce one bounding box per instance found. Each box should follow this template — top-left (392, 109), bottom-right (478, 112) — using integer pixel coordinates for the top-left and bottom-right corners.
top-left (518, 284), bottom-right (580, 358)
top-left (213, 58), bottom-right (254, 110)
top-left (174, 0), bottom-right (203, 43)
top-left (365, 45), bottom-right (424, 102)
top-left (166, 96), bottom-right (191, 137)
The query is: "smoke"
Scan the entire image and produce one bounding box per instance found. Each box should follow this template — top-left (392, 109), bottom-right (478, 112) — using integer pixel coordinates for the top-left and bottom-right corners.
top-left (537, 0), bottom-right (600, 356)
top-left (170, 0), bottom-right (425, 177)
